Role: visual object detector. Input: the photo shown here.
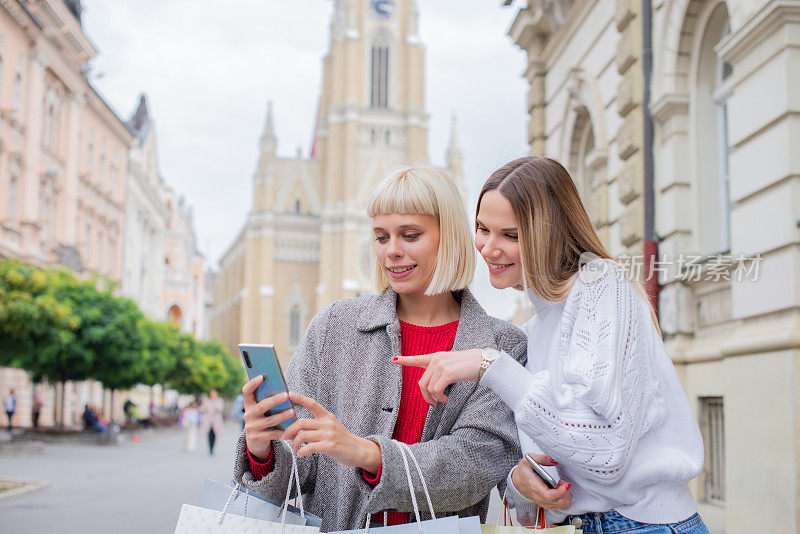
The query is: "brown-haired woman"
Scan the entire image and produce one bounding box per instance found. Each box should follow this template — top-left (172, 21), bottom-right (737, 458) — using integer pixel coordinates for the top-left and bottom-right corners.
top-left (393, 156), bottom-right (710, 533)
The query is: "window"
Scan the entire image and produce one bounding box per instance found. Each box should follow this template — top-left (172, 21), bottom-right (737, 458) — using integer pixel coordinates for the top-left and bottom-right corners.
top-left (108, 234), bottom-right (116, 274)
top-left (295, 199), bottom-right (301, 214)
top-left (12, 72), bottom-right (22, 112)
top-left (99, 139), bottom-right (107, 188)
top-left (87, 132), bottom-right (95, 178)
top-left (695, 4), bottom-right (732, 255)
top-left (370, 41), bottom-right (389, 108)
top-left (97, 229), bottom-right (104, 271)
top-left (85, 222), bottom-right (92, 262)
top-left (289, 306), bottom-right (301, 346)
top-left (700, 396), bottom-right (725, 503)
top-left (7, 176), bottom-right (17, 221)
top-left (44, 105), bottom-right (54, 148)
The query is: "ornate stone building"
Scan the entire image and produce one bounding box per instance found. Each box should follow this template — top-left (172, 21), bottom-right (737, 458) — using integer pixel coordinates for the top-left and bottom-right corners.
top-left (0, 0), bottom-right (132, 428)
top-left (122, 94), bottom-right (167, 320)
top-left (505, 0), bottom-right (800, 531)
top-left (0, 2), bottom-right (205, 428)
top-left (162, 186), bottom-right (205, 338)
top-left (210, 0), bottom-right (464, 366)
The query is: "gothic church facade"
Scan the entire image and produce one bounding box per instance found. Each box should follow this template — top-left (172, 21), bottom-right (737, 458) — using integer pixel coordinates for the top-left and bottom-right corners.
top-left (210, 0), bottom-right (463, 366)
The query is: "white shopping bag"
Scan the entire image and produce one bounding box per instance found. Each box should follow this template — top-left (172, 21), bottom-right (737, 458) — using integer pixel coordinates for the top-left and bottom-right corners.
top-left (330, 442), bottom-right (481, 534)
top-left (175, 444), bottom-right (319, 534)
top-left (199, 479), bottom-right (322, 528)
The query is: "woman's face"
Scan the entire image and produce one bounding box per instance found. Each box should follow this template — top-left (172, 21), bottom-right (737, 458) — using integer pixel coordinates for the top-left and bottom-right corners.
top-left (373, 213), bottom-right (440, 296)
top-left (475, 190), bottom-right (523, 289)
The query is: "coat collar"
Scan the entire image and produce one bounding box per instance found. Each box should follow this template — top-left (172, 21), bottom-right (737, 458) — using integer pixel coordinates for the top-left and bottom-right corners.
top-left (356, 288), bottom-right (497, 349)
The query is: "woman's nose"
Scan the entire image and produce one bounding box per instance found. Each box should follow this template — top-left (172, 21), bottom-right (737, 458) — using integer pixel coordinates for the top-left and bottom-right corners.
top-left (387, 237), bottom-right (403, 257)
top-left (481, 235), bottom-right (502, 258)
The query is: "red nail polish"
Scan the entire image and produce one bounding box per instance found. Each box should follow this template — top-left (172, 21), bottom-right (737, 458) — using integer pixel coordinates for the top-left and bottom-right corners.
top-left (551, 460), bottom-right (559, 465)
top-left (391, 357), bottom-right (398, 361)
top-left (565, 483), bottom-right (571, 490)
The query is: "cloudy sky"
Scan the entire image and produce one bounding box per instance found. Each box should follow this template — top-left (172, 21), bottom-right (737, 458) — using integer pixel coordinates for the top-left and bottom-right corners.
top-left (81, 1), bottom-right (530, 317)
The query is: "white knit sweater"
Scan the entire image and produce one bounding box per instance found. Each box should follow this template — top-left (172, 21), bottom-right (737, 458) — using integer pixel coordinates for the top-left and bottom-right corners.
top-left (482, 263), bottom-right (704, 524)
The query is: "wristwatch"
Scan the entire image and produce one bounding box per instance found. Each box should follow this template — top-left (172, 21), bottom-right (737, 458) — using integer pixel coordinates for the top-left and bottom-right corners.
top-left (478, 348), bottom-right (500, 380)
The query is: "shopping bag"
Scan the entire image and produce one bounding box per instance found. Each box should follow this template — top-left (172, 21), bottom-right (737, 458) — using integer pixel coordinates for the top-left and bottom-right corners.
top-left (174, 505), bottom-right (319, 534)
top-left (175, 443), bottom-right (320, 533)
top-left (199, 479), bottom-right (322, 528)
top-left (330, 442), bottom-right (480, 534)
top-left (480, 491), bottom-right (579, 534)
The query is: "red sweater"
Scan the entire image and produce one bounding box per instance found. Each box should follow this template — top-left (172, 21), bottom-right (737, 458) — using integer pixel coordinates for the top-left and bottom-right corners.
top-left (248, 319), bottom-right (459, 526)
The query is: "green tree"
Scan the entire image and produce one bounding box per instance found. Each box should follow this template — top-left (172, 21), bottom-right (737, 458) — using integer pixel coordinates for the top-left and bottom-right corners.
top-left (201, 340), bottom-right (245, 398)
top-left (0, 260), bottom-right (79, 366)
top-left (139, 319), bottom-right (179, 388)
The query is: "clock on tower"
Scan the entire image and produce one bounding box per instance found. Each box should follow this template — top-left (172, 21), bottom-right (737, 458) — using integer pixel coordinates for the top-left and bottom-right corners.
top-left (370, 0), bottom-right (395, 20)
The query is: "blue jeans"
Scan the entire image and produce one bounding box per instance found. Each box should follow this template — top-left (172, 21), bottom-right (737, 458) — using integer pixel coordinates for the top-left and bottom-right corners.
top-left (560, 510), bottom-right (709, 533)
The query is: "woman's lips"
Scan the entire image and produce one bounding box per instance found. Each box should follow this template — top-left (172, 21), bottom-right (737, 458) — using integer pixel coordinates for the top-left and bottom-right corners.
top-left (387, 265), bottom-right (417, 279)
top-left (487, 261), bottom-right (514, 275)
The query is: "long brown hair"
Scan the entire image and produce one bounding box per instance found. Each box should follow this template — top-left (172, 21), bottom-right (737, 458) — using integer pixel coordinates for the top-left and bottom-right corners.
top-left (477, 156), bottom-right (660, 332)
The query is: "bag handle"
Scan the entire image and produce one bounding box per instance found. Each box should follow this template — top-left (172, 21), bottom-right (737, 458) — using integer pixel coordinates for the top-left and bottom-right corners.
top-left (398, 442), bottom-right (436, 520)
top-left (280, 441), bottom-right (305, 527)
top-left (363, 440), bottom-right (434, 533)
top-left (217, 482), bottom-right (250, 525)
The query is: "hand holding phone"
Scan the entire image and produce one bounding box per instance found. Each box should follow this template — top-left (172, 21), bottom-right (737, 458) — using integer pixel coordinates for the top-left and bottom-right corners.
top-left (525, 453), bottom-right (559, 489)
top-left (239, 344), bottom-right (296, 430)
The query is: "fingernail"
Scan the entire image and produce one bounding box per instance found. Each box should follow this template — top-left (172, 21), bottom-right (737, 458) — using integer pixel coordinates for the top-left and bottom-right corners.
top-left (565, 484), bottom-right (571, 490)
top-left (551, 460), bottom-right (559, 465)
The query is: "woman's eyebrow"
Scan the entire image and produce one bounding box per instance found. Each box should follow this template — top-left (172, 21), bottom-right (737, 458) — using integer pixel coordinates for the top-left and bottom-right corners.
top-left (374, 224), bottom-right (423, 231)
top-left (476, 218), bottom-right (517, 232)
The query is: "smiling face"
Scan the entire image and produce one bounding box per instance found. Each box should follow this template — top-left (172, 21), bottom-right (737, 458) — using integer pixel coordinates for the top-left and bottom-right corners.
top-left (475, 190), bottom-right (524, 289)
top-left (372, 213), bottom-right (440, 296)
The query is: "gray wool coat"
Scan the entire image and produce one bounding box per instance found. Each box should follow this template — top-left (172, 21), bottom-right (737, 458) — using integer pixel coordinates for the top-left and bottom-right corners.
top-left (233, 288), bottom-right (527, 532)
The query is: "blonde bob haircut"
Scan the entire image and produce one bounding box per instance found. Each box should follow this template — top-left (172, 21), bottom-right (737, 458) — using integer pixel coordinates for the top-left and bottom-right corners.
top-left (368, 166), bottom-right (475, 296)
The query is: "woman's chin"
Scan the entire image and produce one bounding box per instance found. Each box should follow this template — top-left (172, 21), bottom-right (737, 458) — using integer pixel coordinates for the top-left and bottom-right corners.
top-left (488, 276), bottom-right (513, 290)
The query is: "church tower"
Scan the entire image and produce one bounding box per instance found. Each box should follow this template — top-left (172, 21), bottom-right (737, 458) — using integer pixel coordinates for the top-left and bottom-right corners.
top-left (210, 1), bottom-right (463, 366)
top-left (314, 0), bottom-right (430, 309)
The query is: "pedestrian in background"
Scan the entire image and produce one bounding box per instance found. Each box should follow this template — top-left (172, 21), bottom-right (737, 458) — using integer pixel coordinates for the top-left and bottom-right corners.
top-left (32, 392), bottom-right (43, 429)
top-left (199, 389), bottom-right (223, 455)
top-left (4, 390), bottom-right (16, 432)
top-left (179, 401), bottom-right (200, 452)
top-left (231, 393), bottom-right (245, 432)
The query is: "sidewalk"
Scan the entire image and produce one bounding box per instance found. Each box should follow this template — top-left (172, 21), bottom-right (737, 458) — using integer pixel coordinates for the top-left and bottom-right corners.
top-left (0, 421), bottom-right (241, 533)
top-left (0, 420), bottom-right (507, 532)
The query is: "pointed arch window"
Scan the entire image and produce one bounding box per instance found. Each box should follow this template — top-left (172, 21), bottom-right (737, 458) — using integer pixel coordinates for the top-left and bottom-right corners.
top-left (370, 39), bottom-right (389, 108)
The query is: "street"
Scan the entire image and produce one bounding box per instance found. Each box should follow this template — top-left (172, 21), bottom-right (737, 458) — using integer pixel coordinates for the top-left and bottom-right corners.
top-left (0, 422), bottom-right (240, 533)
top-left (0, 422), bottom-right (505, 533)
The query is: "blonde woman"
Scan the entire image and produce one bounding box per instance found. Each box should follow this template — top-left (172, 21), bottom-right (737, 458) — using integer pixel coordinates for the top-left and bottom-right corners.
top-left (394, 157), bottom-right (709, 533)
top-left (234, 166), bottom-right (526, 532)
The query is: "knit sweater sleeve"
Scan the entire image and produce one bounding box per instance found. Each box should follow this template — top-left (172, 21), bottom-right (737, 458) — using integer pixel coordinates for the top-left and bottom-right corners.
top-left (481, 266), bottom-right (665, 485)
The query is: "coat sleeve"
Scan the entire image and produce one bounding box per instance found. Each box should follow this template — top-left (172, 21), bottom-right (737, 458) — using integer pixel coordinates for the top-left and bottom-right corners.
top-left (232, 303), bottom-right (334, 500)
top-left (360, 326), bottom-right (527, 514)
top-left (481, 268), bottom-right (666, 485)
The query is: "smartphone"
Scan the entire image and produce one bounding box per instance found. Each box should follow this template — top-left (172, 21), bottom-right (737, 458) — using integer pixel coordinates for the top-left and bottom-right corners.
top-left (525, 453), bottom-right (559, 490)
top-left (238, 343), bottom-right (296, 430)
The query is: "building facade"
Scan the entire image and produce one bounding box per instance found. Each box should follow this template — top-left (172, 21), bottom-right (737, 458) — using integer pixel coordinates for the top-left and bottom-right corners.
top-left (210, 0), bottom-right (464, 366)
top-left (505, 0), bottom-right (800, 531)
top-left (122, 94), bottom-right (167, 320)
top-left (0, 1), bottom-right (206, 428)
top-left (162, 186), bottom-right (205, 338)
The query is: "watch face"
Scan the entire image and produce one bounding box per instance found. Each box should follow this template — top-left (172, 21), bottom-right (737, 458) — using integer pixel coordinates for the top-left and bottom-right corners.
top-left (371, 0), bottom-right (395, 19)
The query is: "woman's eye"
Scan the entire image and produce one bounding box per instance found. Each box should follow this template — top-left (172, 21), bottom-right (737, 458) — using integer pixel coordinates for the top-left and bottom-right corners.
top-left (506, 234), bottom-right (518, 241)
top-left (403, 233), bottom-right (420, 240)
top-left (375, 236), bottom-right (389, 244)
top-left (477, 227), bottom-right (489, 234)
